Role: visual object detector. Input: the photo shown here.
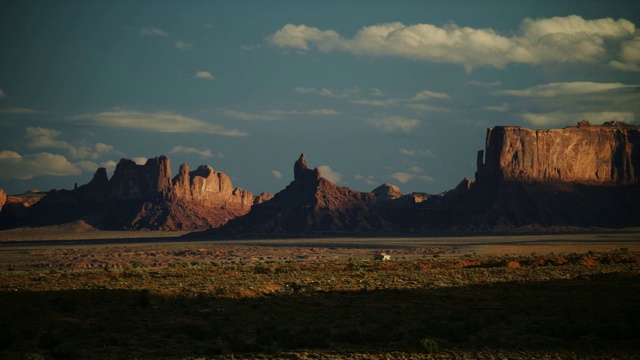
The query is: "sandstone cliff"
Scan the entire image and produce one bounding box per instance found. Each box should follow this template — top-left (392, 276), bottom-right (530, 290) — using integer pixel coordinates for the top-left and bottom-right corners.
top-left (0, 156), bottom-right (253, 230)
top-left (476, 121), bottom-right (640, 184)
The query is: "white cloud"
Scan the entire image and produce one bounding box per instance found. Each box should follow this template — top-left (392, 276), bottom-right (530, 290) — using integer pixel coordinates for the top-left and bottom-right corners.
top-left (390, 172), bottom-right (414, 184)
top-left (140, 27), bottom-right (168, 37)
top-left (390, 172), bottom-right (434, 184)
top-left (169, 146), bottom-right (219, 158)
top-left (483, 102), bottom-right (510, 112)
top-left (271, 170), bottom-right (283, 179)
top-left (368, 116), bottom-right (420, 133)
top-left (132, 157), bottom-right (148, 165)
top-left (195, 71), bottom-right (214, 80)
top-left (0, 151), bottom-right (81, 179)
top-left (101, 160), bottom-right (118, 174)
top-left (175, 41), bottom-right (194, 50)
top-left (408, 166), bottom-right (424, 173)
top-left (521, 111), bottom-right (635, 126)
top-left (317, 165), bottom-right (342, 184)
top-left (24, 127), bottom-right (115, 160)
top-left (76, 160), bottom-right (99, 172)
top-left (270, 16), bottom-right (640, 72)
top-left (72, 110), bottom-right (246, 136)
top-left (410, 90), bottom-right (449, 101)
top-left (399, 148), bottom-right (415, 156)
top-left (499, 82), bottom-right (639, 97)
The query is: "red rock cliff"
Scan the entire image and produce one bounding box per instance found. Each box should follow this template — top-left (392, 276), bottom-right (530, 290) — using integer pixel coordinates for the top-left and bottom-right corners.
top-left (476, 121), bottom-right (640, 184)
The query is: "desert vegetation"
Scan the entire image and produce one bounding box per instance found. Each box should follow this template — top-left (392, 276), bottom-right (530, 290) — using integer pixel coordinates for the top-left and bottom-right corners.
top-left (0, 242), bottom-right (639, 359)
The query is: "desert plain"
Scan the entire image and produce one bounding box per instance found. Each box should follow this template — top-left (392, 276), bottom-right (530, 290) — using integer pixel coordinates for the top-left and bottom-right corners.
top-left (0, 228), bottom-right (639, 359)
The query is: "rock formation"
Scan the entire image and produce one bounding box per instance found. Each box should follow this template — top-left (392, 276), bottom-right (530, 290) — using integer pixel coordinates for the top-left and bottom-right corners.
top-left (192, 122), bottom-right (640, 237)
top-left (475, 121), bottom-right (640, 184)
top-left (462, 121), bottom-right (640, 230)
top-left (0, 156), bottom-right (253, 230)
top-left (187, 154), bottom-right (396, 238)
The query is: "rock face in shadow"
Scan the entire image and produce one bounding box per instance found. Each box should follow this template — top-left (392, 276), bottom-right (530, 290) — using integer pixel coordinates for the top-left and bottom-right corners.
top-left (0, 156), bottom-right (253, 230)
top-left (188, 154), bottom-right (396, 238)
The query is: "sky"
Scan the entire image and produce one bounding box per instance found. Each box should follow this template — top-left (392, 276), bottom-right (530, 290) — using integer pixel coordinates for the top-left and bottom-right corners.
top-left (1, 0), bottom-right (639, 197)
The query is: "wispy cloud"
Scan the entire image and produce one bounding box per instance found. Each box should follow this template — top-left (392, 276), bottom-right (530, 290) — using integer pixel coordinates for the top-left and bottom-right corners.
top-left (72, 110), bottom-right (247, 136)
top-left (140, 27), bottom-right (168, 37)
top-left (294, 86), bottom-right (372, 99)
top-left (169, 146), bottom-right (221, 158)
top-left (271, 170), bottom-right (283, 179)
top-left (467, 80), bottom-right (502, 88)
top-left (399, 148), bottom-right (435, 158)
top-left (221, 108), bottom-right (338, 121)
top-left (367, 116), bottom-right (420, 133)
top-left (221, 109), bottom-right (278, 121)
top-left (498, 82), bottom-right (639, 97)
top-left (0, 107), bottom-right (43, 114)
top-left (270, 16), bottom-right (640, 72)
top-left (195, 71), bottom-right (214, 80)
top-left (0, 89), bottom-right (5, 98)
top-left (483, 102), bottom-right (510, 112)
top-left (175, 41), bottom-right (194, 50)
top-left (354, 174), bottom-right (376, 186)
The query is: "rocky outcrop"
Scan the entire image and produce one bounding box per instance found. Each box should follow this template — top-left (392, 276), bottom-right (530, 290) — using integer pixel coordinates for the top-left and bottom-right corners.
top-left (476, 121), bottom-right (640, 184)
top-left (187, 154), bottom-right (395, 238)
top-left (170, 163), bottom-right (253, 210)
top-left (0, 156), bottom-right (253, 230)
top-left (253, 192), bottom-right (274, 205)
top-left (372, 184), bottom-right (402, 202)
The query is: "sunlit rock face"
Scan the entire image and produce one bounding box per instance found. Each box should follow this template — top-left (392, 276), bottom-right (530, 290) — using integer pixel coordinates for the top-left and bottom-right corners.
top-left (0, 155), bottom-right (253, 231)
top-left (170, 163), bottom-right (253, 210)
top-left (476, 121), bottom-right (640, 184)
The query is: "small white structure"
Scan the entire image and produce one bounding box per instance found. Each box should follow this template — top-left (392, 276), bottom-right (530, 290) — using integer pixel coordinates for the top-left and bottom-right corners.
top-left (374, 252), bottom-right (391, 261)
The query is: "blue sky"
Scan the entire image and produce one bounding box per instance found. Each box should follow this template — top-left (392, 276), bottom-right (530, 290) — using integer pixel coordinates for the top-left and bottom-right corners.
top-left (1, 0), bottom-right (639, 197)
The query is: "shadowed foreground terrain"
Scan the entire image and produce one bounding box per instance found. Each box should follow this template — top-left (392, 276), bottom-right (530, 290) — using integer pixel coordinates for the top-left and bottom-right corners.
top-left (0, 245), bottom-right (639, 359)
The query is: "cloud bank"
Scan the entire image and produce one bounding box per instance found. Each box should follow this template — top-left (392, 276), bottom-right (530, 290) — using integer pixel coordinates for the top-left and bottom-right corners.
top-left (270, 15), bottom-right (640, 72)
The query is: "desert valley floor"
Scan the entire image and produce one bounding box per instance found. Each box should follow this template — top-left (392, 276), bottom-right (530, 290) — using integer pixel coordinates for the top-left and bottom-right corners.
top-left (0, 228), bottom-right (639, 359)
